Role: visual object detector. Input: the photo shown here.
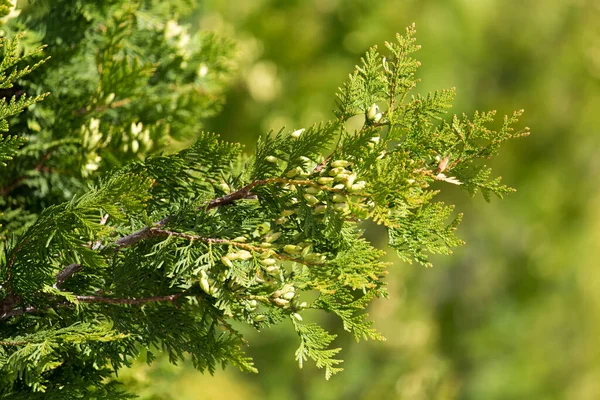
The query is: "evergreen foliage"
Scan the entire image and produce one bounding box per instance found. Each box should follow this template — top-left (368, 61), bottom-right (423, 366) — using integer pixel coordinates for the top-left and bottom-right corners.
top-left (0, 2), bottom-right (528, 397)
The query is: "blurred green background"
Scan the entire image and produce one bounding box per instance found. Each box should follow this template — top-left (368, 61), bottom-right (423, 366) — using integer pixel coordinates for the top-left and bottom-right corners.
top-left (118, 0), bottom-right (600, 398)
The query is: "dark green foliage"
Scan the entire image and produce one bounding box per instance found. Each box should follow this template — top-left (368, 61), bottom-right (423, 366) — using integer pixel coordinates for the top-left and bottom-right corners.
top-left (0, 0), bottom-right (235, 239)
top-left (0, 5), bottom-right (527, 398)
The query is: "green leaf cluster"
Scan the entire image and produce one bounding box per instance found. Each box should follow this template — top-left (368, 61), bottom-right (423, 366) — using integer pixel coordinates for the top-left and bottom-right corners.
top-left (0, 7), bottom-right (527, 398)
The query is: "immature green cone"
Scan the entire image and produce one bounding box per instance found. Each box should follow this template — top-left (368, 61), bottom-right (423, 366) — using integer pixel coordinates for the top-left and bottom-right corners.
top-left (282, 291), bottom-right (295, 300)
top-left (273, 298), bottom-right (289, 307)
top-left (281, 284), bottom-right (295, 297)
top-left (328, 167), bottom-right (347, 176)
top-left (259, 249), bottom-right (275, 258)
top-left (281, 209), bottom-right (296, 217)
top-left (304, 253), bottom-right (326, 264)
top-left (221, 256), bottom-right (234, 268)
top-left (248, 299), bottom-right (258, 310)
top-left (306, 186), bottom-right (321, 195)
top-left (283, 244), bottom-right (302, 254)
top-left (314, 204), bottom-right (327, 214)
top-left (199, 271), bottom-right (211, 294)
top-left (266, 266), bottom-right (280, 275)
top-left (349, 181), bottom-right (366, 192)
top-left (345, 173), bottom-right (357, 188)
top-left (264, 231), bottom-right (282, 243)
top-left (332, 193), bottom-right (346, 203)
top-left (253, 315), bottom-right (267, 322)
top-left (367, 103), bottom-right (380, 120)
top-left (260, 258), bottom-right (277, 266)
top-left (303, 193), bottom-right (319, 206)
top-left (317, 177), bottom-right (334, 185)
top-left (332, 202), bottom-right (348, 211)
top-left (331, 160), bottom-right (350, 168)
top-left (334, 173), bottom-right (350, 182)
top-left (292, 313), bottom-right (303, 322)
top-left (287, 167), bottom-right (300, 178)
top-left (237, 250), bottom-right (253, 260)
top-left (290, 128), bottom-right (304, 138)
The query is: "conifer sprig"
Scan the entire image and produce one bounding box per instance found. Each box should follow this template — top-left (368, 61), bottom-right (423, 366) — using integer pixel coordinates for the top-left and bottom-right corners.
top-left (0, 34), bottom-right (48, 168)
top-left (0, 13), bottom-right (527, 397)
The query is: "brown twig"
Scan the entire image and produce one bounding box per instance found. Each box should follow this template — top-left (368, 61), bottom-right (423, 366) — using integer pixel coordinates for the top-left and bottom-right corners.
top-left (0, 293), bottom-right (184, 321)
top-left (204, 179), bottom-right (268, 209)
top-left (313, 155), bottom-right (332, 174)
top-left (0, 305), bottom-right (36, 321)
top-left (0, 339), bottom-right (30, 346)
top-left (74, 98), bottom-right (132, 116)
top-left (75, 293), bottom-right (182, 306)
top-left (54, 263), bottom-right (82, 289)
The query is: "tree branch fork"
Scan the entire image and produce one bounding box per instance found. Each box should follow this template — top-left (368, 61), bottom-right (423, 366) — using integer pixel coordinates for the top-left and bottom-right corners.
top-left (1, 176), bottom-right (330, 322)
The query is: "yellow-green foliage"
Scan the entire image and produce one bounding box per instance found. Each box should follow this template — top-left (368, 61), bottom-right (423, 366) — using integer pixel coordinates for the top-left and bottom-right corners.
top-left (0, 2), bottom-right (528, 398)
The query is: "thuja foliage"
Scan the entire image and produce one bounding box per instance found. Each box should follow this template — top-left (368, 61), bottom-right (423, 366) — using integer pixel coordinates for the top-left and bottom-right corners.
top-left (0, 1), bottom-right (529, 397)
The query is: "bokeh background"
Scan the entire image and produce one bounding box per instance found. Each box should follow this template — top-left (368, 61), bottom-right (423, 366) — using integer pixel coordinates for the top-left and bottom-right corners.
top-left (118, 1), bottom-right (600, 399)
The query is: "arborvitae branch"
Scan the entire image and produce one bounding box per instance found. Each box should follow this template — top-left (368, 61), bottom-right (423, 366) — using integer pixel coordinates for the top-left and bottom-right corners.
top-left (0, 12), bottom-right (527, 396)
